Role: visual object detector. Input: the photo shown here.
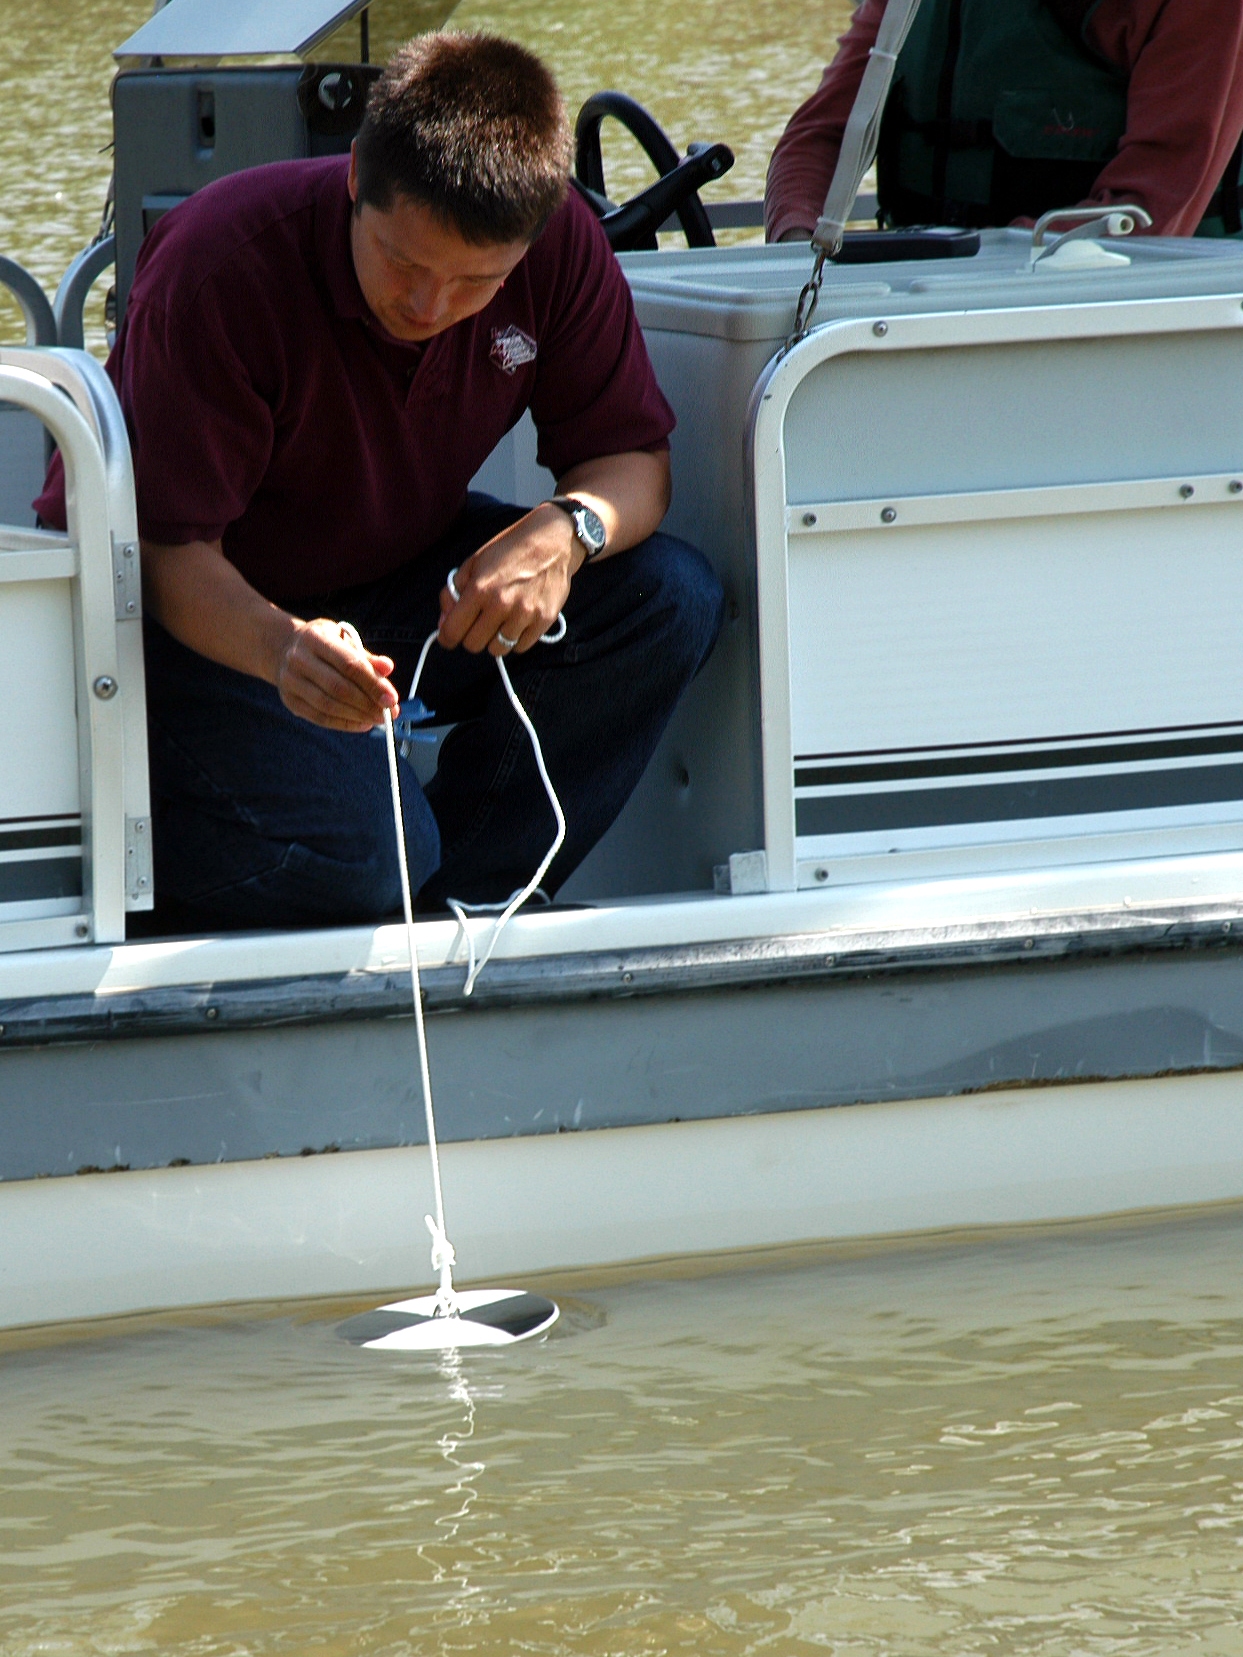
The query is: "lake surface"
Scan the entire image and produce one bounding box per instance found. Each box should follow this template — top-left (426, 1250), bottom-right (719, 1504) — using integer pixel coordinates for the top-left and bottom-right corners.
top-left (4, 1208), bottom-right (1243, 1654)
top-left (0, 0), bottom-right (855, 347)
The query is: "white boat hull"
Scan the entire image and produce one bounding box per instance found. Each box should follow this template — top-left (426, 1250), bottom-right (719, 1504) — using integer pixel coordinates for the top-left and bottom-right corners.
top-left (5, 1067), bottom-right (1243, 1332)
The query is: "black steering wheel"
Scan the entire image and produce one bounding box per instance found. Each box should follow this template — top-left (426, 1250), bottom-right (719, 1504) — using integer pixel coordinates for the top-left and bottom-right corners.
top-left (573, 91), bottom-right (734, 252)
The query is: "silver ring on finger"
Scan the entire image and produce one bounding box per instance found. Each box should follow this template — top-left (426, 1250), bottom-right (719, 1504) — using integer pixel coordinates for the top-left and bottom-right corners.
top-left (496, 630), bottom-right (519, 651)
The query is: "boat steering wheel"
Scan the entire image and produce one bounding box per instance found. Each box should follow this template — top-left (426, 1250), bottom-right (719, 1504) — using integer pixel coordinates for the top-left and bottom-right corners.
top-left (573, 91), bottom-right (734, 253)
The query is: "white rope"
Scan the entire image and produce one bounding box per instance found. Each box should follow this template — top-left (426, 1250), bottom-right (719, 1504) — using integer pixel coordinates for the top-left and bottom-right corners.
top-left (339, 620), bottom-right (458, 1318)
top-left (442, 653), bottom-right (566, 994)
top-left (436, 567), bottom-right (566, 997)
top-left (336, 580), bottom-right (567, 1307)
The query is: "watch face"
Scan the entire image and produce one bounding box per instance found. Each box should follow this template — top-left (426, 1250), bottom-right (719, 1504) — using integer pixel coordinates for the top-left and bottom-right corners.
top-left (574, 505), bottom-right (607, 551)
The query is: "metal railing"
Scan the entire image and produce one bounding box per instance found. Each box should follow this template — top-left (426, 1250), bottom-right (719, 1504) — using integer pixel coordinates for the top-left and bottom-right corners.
top-left (1, 241), bottom-right (120, 357)
top-left (0, 256), bottom-right (57, 347)
top-left (0, 348), bottom-right (152, 948)
top-left (53, 236), bottom-right (117, 351)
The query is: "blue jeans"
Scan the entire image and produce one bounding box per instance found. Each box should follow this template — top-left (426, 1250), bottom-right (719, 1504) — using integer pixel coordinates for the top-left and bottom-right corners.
top-left (141, 497), bottom-right (724, 930)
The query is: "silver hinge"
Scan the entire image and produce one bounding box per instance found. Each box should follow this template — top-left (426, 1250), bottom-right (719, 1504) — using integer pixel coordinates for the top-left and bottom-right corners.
top-left (112, 536), bottom-right (142, 620)
top-left (125, 815), bottom-right (154, 907)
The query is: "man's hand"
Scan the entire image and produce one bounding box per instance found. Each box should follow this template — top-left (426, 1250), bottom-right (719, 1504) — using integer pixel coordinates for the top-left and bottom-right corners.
top-left (438, 503), bottom-right (578, 655)
top-left (437, 448), bottom-right (672, 655)
top-left (276, 618), bottom-right (398, 731)
top-left (142, 537), bottom-right (399, 732)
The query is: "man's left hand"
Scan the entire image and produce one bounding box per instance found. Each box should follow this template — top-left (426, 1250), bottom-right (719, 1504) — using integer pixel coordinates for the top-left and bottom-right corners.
top-left (436, 448), bottom-right (672, 656)
top-left (438, 501), bottom-right (577, 656)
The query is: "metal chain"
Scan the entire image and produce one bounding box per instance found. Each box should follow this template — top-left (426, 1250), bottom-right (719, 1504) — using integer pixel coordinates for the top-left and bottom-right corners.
top-left (779, 0), bottom-right (925, 361)
top-left (782, 247), bottom-right (828, 358)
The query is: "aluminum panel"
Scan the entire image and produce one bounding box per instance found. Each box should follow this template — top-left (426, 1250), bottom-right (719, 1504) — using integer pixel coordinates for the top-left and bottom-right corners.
top-left (115, 0), bottom-right (368, 59)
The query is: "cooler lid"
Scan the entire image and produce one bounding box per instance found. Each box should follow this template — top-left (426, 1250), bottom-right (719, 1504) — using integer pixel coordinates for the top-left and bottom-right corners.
top-left (621, 231), bottom-right (1243, 343)
top-left (115, 0), bottom-right (371, 60)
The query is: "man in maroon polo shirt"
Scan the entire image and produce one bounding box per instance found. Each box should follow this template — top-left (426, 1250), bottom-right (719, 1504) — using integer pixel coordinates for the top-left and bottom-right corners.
top-left (40, 33), bottom-right (723, 930)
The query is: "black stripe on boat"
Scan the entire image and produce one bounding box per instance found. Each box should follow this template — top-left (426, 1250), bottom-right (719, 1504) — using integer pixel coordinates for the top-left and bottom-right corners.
top-left (794, 726), bottom-right (1243, 789)
top-left (0, 856), bottom-right (82, 902)
top-left (795, 762), bottom-right (1243, 837)
top-left (0, 825), bottom-right (81, 853)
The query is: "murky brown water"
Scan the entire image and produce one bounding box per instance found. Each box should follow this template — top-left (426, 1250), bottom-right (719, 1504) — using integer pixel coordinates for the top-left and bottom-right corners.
top-left (0, 0), bottom-right (855, 348)
top-left (0, 0), bottom-right (144, 345)
top-left (3, 1209), bottom-right (1243, 1654)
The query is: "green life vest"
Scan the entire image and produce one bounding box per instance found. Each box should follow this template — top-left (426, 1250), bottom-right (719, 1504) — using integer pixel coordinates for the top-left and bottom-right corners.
top-left (876, 0), bottom-right (1130, 228)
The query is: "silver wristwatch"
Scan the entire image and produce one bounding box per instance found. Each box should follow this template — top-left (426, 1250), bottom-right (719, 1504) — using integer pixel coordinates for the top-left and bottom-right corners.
top-left (547, 495), bottom-right (607, 561)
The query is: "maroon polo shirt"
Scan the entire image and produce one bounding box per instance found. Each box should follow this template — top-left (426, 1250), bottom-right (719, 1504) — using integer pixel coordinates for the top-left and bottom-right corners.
top-left (37, 157), bottom-right (674, 602)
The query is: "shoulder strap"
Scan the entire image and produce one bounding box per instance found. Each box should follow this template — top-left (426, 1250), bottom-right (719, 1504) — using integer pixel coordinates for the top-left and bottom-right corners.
top-left (785, 0), bottom-right (926, 352)
top-left (812, 0), bottom-right (926, 258)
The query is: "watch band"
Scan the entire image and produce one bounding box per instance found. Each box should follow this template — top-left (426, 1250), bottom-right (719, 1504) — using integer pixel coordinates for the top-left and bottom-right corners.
top-left (547, 494), bottom-right (606, 561)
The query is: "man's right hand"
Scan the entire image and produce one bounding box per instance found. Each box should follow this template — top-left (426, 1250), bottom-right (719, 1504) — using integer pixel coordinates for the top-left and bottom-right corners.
top-left (276, 618), bottom-right (398, 732)
top-left (141, 538), bottom-right (399, 733)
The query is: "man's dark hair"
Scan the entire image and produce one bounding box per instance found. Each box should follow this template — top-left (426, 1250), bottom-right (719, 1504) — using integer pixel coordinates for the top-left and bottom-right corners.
top-left (354, 32), bottom-right (571, 245)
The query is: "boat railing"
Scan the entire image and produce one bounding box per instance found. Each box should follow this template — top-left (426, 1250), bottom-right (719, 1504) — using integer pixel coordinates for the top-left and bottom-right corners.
top-left (53, 235), bottom-right (117, 352)
top-left (0, 347), bottom-right (152, 951)
top-left (745, 281), bottom-right (1243, 893)
top-left (0, 257), bottom-right (57, 348)
top-left (0, 254), bottom-right (57, 538)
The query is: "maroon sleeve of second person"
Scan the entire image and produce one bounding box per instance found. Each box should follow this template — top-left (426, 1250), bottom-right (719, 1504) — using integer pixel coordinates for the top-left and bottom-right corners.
top-left (764, 0), bottom-right (886, 244)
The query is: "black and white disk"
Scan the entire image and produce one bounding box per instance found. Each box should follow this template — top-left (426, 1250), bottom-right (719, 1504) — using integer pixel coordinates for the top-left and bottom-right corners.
top-left (337, 1288), bottom-right (559, 1351)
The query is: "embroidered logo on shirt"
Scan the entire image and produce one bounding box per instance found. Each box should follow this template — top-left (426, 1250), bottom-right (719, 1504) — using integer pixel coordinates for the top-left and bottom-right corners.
top-left (490, 325), bottom-right (538, 374)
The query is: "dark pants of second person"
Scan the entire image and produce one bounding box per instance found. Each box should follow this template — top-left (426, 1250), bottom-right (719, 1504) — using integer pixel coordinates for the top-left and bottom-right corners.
top-left (140, 496), bottom-right (724, 931)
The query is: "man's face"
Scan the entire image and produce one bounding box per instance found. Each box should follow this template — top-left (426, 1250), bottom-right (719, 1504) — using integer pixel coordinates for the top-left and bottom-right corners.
top-left (347, 149), bottom-right (531, 342)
